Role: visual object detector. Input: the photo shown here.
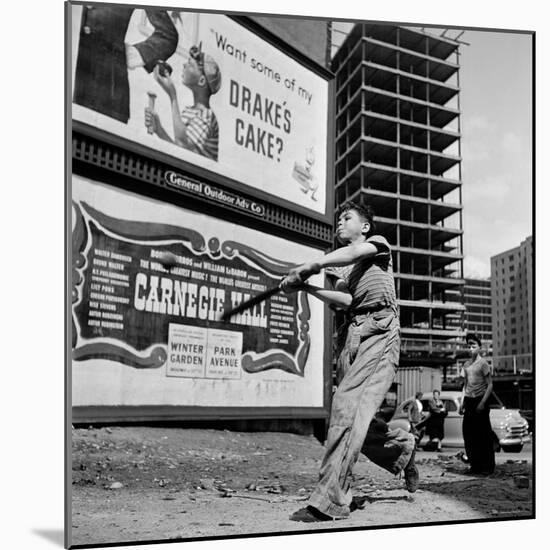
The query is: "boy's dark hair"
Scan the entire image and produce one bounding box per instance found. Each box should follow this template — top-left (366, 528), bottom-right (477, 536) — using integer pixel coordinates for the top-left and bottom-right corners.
top-left (338, 201), bottom-right (376, 234)
top-left (466, 333), bottom-right (482, 346)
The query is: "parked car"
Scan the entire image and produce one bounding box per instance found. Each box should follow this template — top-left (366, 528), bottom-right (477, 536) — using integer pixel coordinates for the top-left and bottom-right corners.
top-left (389, 391), bottom-right (531, 453)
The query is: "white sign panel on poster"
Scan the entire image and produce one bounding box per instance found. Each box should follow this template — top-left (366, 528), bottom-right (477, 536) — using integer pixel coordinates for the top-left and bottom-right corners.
top-left (71, 6), bottom-right (329, 215)
top-left (71, 175), bottom-right (326, 409)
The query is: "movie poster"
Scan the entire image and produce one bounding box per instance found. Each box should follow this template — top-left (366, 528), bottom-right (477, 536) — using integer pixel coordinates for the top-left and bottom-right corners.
top-left (72, 175), bottom-right (326, 409)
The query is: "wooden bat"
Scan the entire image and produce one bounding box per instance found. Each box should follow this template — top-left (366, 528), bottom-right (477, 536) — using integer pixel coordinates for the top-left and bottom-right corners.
top-left (220, 284), bottom-right (282, 321)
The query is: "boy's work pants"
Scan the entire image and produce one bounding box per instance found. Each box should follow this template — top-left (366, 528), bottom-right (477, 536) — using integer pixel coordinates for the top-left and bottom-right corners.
top-left (462, 396), bottom-right (496, 474)
top-left (308, 309), bottom-right (414, 519)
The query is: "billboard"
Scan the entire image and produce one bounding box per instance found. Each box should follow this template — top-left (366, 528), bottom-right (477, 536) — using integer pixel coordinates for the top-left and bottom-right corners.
top-left (71, 175), bottom-right (327, 409)
top-left (71, 6), bottom-right (330, 217)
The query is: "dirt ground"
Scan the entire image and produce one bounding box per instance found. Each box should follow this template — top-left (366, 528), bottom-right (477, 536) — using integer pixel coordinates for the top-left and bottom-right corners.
top-left (70, 426), bottom-right (533, 547)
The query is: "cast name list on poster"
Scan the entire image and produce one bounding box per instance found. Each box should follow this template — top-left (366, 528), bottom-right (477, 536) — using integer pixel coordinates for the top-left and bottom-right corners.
top-left (87, 249), bottom-right (133, 330)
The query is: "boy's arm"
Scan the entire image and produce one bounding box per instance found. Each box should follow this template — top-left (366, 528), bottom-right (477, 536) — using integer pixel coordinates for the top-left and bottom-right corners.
top-left (151, 67), bottom-right (189, 146)
top-left (459, 368), bottom-right (466, 414)
top-left (300, 283), bottom-right (352, 309)
top-left (169, 97), bottom-right (191, 147)
top-left (155, 120), bottom-right (173, 142)
top-left (477, 367), bottom-right (493, 412)
top-left (281, 241), bottom-right (380, 290)
top-left (134, 10), bottom-right (178, 72)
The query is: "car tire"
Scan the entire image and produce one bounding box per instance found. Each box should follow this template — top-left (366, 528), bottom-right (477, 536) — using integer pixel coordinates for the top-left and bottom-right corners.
top-left (501, 444), bottom-right (523, 453)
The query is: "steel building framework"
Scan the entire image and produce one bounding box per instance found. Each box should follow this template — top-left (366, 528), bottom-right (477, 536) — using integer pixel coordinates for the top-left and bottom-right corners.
top-left (331, 24), bottom-right (466, 365)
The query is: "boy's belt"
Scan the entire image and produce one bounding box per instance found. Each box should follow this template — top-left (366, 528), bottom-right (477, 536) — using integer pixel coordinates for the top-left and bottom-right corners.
top-left (347, 305), bottom-right (395, 322)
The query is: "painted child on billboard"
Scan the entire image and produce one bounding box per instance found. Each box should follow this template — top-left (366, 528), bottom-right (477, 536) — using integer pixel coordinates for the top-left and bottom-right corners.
top-left (144, 43), bottom-right (222, 161)
top-left (73, 6), bottom-right (178, 124)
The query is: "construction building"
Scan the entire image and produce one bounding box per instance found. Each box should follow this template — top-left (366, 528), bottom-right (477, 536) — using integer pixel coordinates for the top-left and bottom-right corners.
top-left (330, 24), bottom-right (466, 371)
top-left (491, 236), bottom-right (533, 373)
top-left (464, 277), bottom-right (493, 352)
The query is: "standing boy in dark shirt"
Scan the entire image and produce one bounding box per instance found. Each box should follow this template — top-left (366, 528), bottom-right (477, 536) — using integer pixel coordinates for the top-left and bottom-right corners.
top-left (460, 333), bottom-right (495, 475)
top-left (281, 201), bottom-right (418, 522)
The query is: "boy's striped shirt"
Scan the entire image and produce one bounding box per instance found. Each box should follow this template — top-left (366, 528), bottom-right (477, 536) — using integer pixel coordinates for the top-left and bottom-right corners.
top-left (180, 106), bottom-right (219, 161)
top-left (326, 235), bottom-right (397, 313)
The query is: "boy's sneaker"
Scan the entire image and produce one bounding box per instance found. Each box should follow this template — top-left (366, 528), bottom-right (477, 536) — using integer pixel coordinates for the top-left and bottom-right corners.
top-left (350, 495), bottom-right (369, 511)
top-left (404, 447), bottom-right (419, 493)
top-left (289, 506), bottom-right (335, 522)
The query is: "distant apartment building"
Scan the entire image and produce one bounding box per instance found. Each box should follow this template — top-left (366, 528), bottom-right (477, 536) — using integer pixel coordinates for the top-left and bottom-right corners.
top-left (491, 236), bottom-right (533, 372)
top-left (464, 278), bottom-right (492, 353)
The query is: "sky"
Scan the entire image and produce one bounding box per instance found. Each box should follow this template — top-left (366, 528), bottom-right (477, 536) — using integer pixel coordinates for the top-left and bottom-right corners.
top-left (458, 29), bottom-right (532, 278)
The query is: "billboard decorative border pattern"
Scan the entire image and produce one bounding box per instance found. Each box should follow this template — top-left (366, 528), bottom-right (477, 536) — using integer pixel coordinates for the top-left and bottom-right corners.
top-left (72, 200), bottom-right (312, 376)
